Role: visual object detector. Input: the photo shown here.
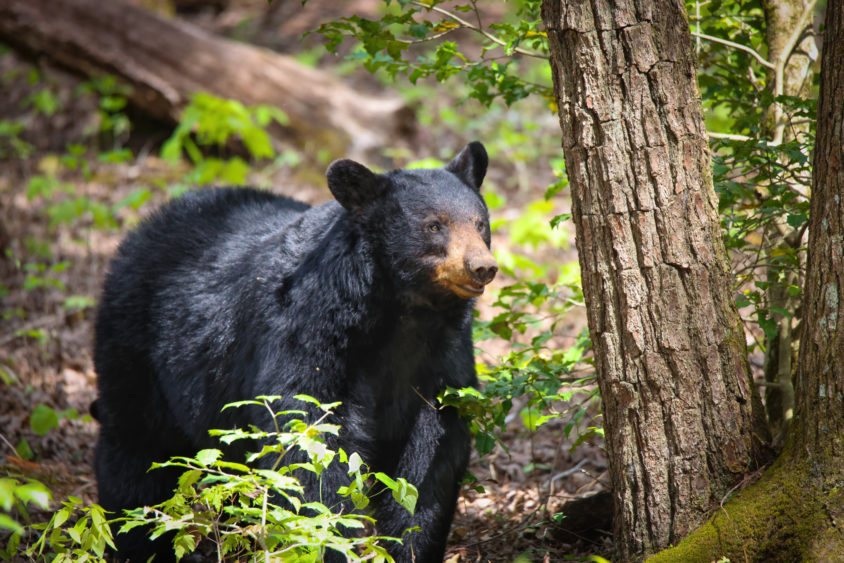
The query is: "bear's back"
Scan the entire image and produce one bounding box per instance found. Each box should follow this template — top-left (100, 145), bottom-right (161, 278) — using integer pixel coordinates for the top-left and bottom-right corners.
top-left (94, 188), bottom-right (318, 435)
top-left (105, 187), bottom-right (307, 282)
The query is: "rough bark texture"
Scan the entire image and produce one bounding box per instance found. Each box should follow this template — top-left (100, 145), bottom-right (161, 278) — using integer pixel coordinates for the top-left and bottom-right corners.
top-left (649, 2), bottom-right (844, 559)
top-left (541, 1), bottom-right (769, 558)
top-left (0, 0), bottom-right (415, 160)
top-left (793, 0), bottom-right (844, 458)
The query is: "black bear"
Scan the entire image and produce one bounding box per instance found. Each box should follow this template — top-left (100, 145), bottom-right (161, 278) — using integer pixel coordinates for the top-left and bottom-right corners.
top-left (93, 142), bottom-right (497, 562)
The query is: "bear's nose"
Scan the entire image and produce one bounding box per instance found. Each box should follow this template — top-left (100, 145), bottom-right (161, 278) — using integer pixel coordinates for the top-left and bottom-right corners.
top-left (467, 255), bottom-right (498, 285)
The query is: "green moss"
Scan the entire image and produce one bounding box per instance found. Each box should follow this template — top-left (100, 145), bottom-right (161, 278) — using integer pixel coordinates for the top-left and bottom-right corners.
top-left (646, 456), bottom-right (841, 562)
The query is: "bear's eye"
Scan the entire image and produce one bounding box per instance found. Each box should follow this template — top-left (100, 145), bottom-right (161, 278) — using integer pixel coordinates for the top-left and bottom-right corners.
top-left (428, 222), bottom-right (441, 233)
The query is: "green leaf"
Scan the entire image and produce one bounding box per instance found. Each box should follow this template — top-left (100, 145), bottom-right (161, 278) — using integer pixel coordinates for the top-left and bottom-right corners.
top-left (786, 213), bottom-right (807, 228)
top-left (240, 128), bottom-right (274, 160)
top-left (52, 506), bottom-right (72, 529)
top-left (483, 189), bottom-right (506, 210)
top-left (0, 513), bottom-right (23, 534)
top-left (254, 105), bottom-right (289, 127)
top-left (0, 479), bottom-right (16, 511)
top-left (350, 489), bottom-right (369, 510)
top-left (0, 365), bottom-right (18, 385)
top-left (26, 175), bottom-right (56, 199)
top-left (30, 403), bottom-right (59, 436)
top-left (474, 432), bottom-right (495, 455)
top-left (408, 23), bottom-right (430, 39)
top-left (391, 478), bottom-right (418, 516)
top-left (15, 439), bottom-right (33, 460)
top-left (214, 460), bottom-right (251, 473)
top-left (347, 452), bottom-right (364, 475)
top-left (14, 481), bottom-right (51, 510)
top-left (113, 188), bottom-right (152, 211)
top-left (220, 157), bottom-right (250, 184)
top-left (173, 529), bottom-right (197, 560)
top-left (160, 135), bottom-right (183, 163)
top-left (194, 449), bottom-right (222, 466)
top-left (177, 469), bottom-right (203, 493)
top-left (550, 213), bottom-right (572, 229)
top-left (62, 295), bottom-right (96, 312)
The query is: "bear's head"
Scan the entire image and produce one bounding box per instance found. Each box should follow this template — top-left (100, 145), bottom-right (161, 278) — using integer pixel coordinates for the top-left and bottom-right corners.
top-left (326, 142), bottom-right (497, 303)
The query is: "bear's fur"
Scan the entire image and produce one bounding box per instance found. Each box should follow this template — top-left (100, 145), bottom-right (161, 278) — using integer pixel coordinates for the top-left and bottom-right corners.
top-left (93, 142), bottom-right (496, 562)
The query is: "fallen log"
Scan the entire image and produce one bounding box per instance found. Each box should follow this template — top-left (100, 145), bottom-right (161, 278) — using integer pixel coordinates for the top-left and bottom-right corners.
top-left (0, 0), bottom-right (415, 160)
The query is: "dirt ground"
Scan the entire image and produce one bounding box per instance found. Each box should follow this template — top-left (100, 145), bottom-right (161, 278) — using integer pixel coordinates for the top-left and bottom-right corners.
top-left (0, 2), bottom-right (612, 561)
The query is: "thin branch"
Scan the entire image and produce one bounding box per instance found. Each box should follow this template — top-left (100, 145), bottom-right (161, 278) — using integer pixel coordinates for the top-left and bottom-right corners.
top-left (410, 1), bottom-right (548, 59)
top-left (708, 131), bottom-right (753, 142)
top-left (0, 432), bottom-right (18, 455)
top-left (690, 31), bottom-right (775, 69)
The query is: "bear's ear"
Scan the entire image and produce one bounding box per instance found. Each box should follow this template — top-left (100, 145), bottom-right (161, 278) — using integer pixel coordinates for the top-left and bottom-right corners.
top-left (326, 159), bottom-right (386, 212)
top-left (446, 141), bottom-right (488, 192)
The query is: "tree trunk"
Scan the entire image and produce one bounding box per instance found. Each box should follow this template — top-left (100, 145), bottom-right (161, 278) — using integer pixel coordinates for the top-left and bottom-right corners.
top-left (792, 0), bottom-right (844, 464)
top-left (649, 1), bottom-right (844, 558)
top-left (0, 0), bottom-right (415, 160)
top-left (541, 1), bottom-right (770, 558)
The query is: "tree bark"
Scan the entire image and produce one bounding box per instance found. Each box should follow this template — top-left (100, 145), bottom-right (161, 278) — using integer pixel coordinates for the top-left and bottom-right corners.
top-left (541, 1), bottom-right (770, 558)
top-left (0, 0), bottom-right (415, 160)
top-left (649, 1), bottom-right (844, 559)
top-left (792, 0), bottom-right (844, 461)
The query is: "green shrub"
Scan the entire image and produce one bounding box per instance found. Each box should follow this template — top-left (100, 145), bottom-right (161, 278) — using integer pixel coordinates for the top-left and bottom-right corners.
top-left (14, 396), bottom-right (414, 562)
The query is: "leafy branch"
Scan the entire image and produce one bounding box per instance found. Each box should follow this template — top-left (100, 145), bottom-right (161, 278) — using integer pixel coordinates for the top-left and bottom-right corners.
top-left (311, 0), bottom-right (552, 107)
top-left (407, 1), bottom-right (547, 59)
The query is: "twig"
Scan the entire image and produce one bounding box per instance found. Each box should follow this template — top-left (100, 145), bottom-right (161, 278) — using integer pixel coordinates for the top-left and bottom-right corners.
top-left (0, 432), bottom-right (18, 455)
top-left (411, 386), bottom-right (440, 410)
top-left (708, 131), bottom-right (753, 142)
top-left (550, 459), bottom-right (589, 483)
top-left (690, 31), bottom-right (775, 69)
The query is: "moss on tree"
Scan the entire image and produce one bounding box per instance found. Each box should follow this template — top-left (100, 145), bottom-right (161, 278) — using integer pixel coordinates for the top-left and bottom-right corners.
top-left (647, 450), bottom-right (844, 563)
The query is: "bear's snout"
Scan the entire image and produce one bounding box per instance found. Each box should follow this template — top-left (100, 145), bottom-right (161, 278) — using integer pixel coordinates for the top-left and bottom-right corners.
top-left (466, 254), bottom-right (498, 285)
top-left (431, 223), bottom-right (497, 299)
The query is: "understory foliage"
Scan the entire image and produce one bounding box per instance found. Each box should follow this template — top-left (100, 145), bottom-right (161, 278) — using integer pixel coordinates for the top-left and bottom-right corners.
top-left (690, 0), bottom-right (815, 349)
top-left (8, 396), bottom-right (416, 562)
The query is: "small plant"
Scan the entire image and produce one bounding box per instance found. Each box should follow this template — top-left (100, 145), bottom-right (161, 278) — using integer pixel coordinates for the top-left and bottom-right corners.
top-left (0, 477), bottom-right (52, 559)
top-left (0, 118), bottom-right (33, 158)
top-left (76, 75), bottom-right (133, 147)
top-left (161, 92), bottom-right (290, 189)
top-left (13, 396), bottom-right (416, 562)
top-left (118, 395), bottom-right (416, 561)
top-left (444, 281), bottom-right (595, 457)
top-left (28, 497), bottom-right (114, 563)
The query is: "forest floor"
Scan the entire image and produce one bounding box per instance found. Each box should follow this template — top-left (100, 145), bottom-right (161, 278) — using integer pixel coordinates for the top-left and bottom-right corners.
top-left (0, 1), bottom-right (613, 561)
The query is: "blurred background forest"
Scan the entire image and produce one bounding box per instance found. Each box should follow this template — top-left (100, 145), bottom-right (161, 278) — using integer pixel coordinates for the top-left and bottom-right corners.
top-left (0, 0), bottom-right (820, 561)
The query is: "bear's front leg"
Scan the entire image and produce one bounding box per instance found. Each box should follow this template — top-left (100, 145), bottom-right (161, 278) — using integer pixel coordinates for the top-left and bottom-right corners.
top-left (372, 405), bottom-right (471, 563)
